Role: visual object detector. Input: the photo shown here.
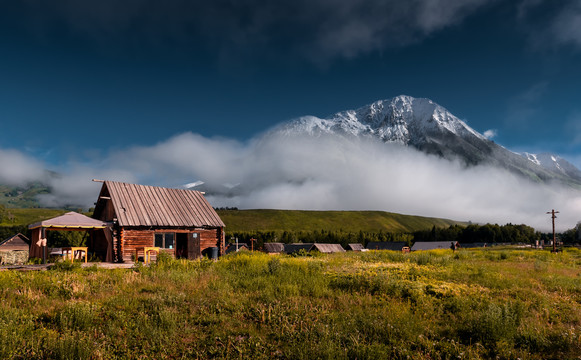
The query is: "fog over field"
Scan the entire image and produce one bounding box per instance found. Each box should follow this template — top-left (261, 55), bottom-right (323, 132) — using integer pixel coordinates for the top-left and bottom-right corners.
top-left (1, 132), bottom-right (580, 231)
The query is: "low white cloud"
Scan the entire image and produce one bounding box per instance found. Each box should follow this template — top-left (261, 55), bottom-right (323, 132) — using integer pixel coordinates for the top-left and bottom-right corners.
top-left (2, 131), bottom-right (581, 232)
top-left (0, 148), bottom-right (47, 185)
top-left (483, 129), bottom-right (498, 139)
top-left (37, 166), bottom-right (138, 208)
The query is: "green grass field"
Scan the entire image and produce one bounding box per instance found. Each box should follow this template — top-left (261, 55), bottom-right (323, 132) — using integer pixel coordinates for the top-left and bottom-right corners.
top-left (217, 209), bottom-right (463, 233)
top-left (0, 208), bottom-right (66, 227)
top-left (0, 249), bottom-right (579, 359)
top-left (2, 208), bottom-right (460, 232)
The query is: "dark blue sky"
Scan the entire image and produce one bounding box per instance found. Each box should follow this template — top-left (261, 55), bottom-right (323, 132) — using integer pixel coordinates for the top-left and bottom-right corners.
top-left (1, 0), bottom-right (581, 166)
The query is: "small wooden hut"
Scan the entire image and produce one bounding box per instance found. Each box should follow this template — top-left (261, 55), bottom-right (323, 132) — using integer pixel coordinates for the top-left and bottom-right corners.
top-left (92, 181), bottom-right (225, 262)
top-left (263, 242), bottom-right (285, 255)
top-left (0, 233), bottom-right (30, 264)
top-left (311, 243), bottom-right (345, 253)
top-left (411, 241), bottom-right (459, 251)
top-left (346, 243), bottom-right (365, 251)
top-left (284, 243), bottom-right (314, 254)
top-left (366, 241), bottom-right (408, 251)
top-left (284, 243), bottom-right (345, 254)
top-left (225, 243), bottom-right (249, 254)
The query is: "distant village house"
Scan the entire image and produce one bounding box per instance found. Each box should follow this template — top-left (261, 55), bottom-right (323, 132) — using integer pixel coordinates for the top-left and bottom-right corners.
top-left (0, 233), bottom-right (30, 265)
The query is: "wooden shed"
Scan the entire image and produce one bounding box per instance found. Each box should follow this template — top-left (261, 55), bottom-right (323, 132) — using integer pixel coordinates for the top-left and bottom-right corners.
top-left (0, 233), bottom-right (30, 265)
top-left (311, 243), bottom-right (345, 253)
top-left (346, 243), bottom-right (365, 251)
top-left (366, 241), bottom-right (408, 251)
top-left (92, 181), bottom-right (225, 263)
top-left (225, 243), bottom-right (249, 254)
top-left (411, 241), bottom-right (459, 251)
top-left (284, 243), bottom-right (314, 254)
top-left (263, 242), bottom-right (285, 255)
top-left (284, 243), bottom-right (345, 254)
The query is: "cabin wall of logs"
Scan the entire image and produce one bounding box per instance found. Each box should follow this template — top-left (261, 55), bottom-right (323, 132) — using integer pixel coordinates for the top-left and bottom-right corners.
top-left (116, 227), bottom-right (224, 262)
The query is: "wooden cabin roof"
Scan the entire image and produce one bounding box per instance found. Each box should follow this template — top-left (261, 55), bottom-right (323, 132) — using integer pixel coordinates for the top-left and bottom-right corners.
top-left (346, 243), bottom-right (365, 251)
top-left (283, 243), bottom-right (345, 254)
top-left (0, 233), bottom-right (30, 251)
top-left (284, 243), bottom-right (314, 254)
top-left (263, 242), bottom-right (285, 253)
top-left (411, 241), bottom-right (457, 251)
top-left (225, 243), bottom-right (249, 254)
top-left (95, 181), bottom-right (225, 228)
top-left (366, 241), bottom-right (408, 251)
top-left (312, 243), bottom-right (345, 253)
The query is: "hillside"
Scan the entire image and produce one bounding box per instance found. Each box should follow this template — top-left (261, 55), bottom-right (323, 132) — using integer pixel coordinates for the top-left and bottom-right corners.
top-left (0, 208), bottom-right (66, 227)
top-left (0, 183), bottom-right (51, 208)
top-left (1, 207), bottom-right (461, 232)
top-left (216, 209), bottom-right (463, 233)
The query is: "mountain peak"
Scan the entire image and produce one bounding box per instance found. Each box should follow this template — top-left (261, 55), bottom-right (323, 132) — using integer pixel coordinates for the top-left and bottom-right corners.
top-left (275, 95), bottom-right (581, 187)
top-left (280, 95), bottom-right (485, 144)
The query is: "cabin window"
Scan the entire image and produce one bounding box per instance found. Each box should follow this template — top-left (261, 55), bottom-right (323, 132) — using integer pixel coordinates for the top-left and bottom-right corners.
top-left (154, 233), bottom-right (175, 249)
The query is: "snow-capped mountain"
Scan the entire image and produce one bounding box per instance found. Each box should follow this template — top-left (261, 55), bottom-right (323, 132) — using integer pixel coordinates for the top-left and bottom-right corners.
top-left (278, 95), bottom-right (485, 144)
top-left (521, 153), bottom-right (581, 181)
top-left (276, 95), bottom-right (581, 186)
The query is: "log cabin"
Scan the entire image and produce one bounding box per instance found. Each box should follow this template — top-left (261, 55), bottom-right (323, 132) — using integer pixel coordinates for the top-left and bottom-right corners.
top-left (92, 181), bottom-right (225, 263)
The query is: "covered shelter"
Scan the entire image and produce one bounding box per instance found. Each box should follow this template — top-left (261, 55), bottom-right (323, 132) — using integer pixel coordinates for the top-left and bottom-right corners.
top-left (29, 212), bottom-right (112, 262)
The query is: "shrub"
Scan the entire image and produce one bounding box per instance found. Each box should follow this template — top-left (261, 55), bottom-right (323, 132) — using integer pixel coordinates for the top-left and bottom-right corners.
top-left (50, 259), bottom-right (82, 272)
top-left (57, 302), bottom-right (96, 331)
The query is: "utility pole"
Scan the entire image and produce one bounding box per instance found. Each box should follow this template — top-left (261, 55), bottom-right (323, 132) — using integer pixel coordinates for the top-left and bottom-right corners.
top-left (250, 238), bottom-right (257, 251)
top-left (546, 209), bottom-right (559, 253)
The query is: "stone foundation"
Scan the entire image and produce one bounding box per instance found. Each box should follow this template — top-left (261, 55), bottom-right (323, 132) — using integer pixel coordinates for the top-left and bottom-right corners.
top-left (0, 250), bottom-right (29, 265)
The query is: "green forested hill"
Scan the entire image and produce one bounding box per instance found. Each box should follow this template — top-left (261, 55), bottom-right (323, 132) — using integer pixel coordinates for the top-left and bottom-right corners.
top-left (0, 183), bottom-right (50, 208)
top-left (216, 209), bottom-right (463, 233)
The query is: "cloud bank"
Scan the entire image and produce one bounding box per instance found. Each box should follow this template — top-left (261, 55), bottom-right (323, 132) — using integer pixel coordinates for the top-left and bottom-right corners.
top-left (3, 131), bottom-right (581, 231)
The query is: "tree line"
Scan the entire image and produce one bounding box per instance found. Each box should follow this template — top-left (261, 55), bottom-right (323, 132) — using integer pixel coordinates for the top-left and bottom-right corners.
top-left (226, 222), bottom-right (579, 250)
top-left (0, 222), bottom-right (578, 248)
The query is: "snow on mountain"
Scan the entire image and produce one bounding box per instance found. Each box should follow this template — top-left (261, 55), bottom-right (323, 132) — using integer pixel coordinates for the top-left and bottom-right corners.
top-left (522, 152), bottom-right (581, 180)
top-left (277, 95), bottom-right (486, 144)
top-left (274, 95), bottom-right (581, 187)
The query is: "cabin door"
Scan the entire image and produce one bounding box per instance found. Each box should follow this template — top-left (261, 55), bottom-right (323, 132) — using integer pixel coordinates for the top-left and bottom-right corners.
top-left (175, 233), bottom-right (188, 259)
top-left (187, 232), bottom-right (201, 260)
